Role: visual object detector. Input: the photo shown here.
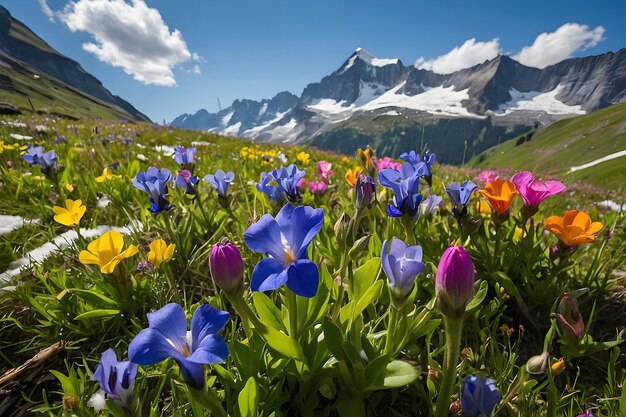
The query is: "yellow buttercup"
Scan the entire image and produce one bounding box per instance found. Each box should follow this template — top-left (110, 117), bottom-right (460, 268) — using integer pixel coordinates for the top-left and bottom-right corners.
top-left (147, 238), bottom-right (176, 269)
top-left (53, 199), bottom-right (86, 227)
top-left (79, 231), bottom-right (138, 274)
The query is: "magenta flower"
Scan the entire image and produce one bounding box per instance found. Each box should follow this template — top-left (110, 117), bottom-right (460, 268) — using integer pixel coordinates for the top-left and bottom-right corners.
top-left (476, 170), bottom-right (499, 184)
top-left (210, 241), bottom-right (244, 293)
top-left (374, 157), bottom-right (402, 171)
top-left (317, 161), bottom-right (333, 182)
top-left (511, 171), bottom-right (566, 209)
top-left (308, 180), bottom-right (328, 196)
top-left (436, 245), bottom-right (475, 318)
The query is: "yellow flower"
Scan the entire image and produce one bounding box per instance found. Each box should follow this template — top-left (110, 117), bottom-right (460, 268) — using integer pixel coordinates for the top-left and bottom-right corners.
top-left (79, 231), bottom-right (138, 274)
top-left (341, 156), bottom-right (350, 163)
top-left (53, 199), bottom-right (86, 227)
top-left (345, 166), bottom-right (363, 187)
top-left (297, 151), bottom-right (310, 165)
top-left (357, 147), bottom-right (374, 169)
top-left (147, 239), bottom-right (176, 269)
top-left (513, 227), bottom-right (524, 242)
top-left (96, 167), bottom-right (121, 183)
top-left (476, 199), bottom-right (492, 216)
top-left (551, 358), bottom-right (565, 375)
top-left (65, 183), bottom-right (75, 193)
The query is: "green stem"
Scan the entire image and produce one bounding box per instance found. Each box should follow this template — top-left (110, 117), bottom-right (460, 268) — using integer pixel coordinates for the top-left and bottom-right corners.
top-left (189, 386), bottom-right (229, 417)
top-left (331, 253), bottom-right (348, 322)
top-left (546, 374), bottom-right (557, 417)
top-left (286, 290), bottom-right (299, 339)
top-left (224, 292), bottom-right (254, 339)
top-left (384, 306), bottom-right (399, 355)
top-left (434, 316), bottom-right (463, 417)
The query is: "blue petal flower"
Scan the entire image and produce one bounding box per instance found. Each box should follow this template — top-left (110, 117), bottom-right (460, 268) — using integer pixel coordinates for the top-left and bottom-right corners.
top-left (245, 203), bottom-right (324, 297)
top-left (381, 238), bottom-right (425, 301)
top-left (461, 376), bottom-right (501, 417)
top-left (204, 169), bottom-right (235, 197)
top-left (92, 348), bottom-right (137, 409)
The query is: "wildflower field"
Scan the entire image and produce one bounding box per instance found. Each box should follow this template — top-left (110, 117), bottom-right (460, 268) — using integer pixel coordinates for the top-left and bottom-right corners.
top-left (0, 116), bottom-right (624, 417)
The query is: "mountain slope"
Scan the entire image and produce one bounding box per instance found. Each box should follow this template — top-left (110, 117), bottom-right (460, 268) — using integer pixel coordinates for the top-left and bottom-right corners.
top-left (471, 102), bottom-right (626, 188)
top-left (172, 47), bottom-right (626, 164)
top-left (0, 6), bottom-right (150, 121)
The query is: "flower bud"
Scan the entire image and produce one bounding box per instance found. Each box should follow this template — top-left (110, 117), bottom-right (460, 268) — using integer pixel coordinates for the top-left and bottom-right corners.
top-left (556, 294), bottom-right (584, 345)
top-left (436, 245), bottom-right (475, 319)
top-left (551, 358), bottom-right (565, 375)
top-left (525, 351), bottom-right (549, 376)
top-left (355, 176), bottom-right (375, 210)
top-left (209, 240), bottom-right (244, 293)
top-left (348, 234), bottom-right (371, 259)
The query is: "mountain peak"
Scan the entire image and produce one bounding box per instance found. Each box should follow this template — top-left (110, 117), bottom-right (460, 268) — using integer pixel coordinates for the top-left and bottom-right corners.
top-left (342, 48), bottom-right (400, 72)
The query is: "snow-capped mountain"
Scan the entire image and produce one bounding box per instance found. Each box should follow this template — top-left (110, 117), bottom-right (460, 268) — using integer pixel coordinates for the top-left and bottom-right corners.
top-left (171, 47), bottom-right (626, 163)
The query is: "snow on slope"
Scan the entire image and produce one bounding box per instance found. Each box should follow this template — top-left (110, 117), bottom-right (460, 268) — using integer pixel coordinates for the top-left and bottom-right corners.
top-left (341, 48), bottom-right (399, 73)
top-left (495, 85), bottom-right (585, 116)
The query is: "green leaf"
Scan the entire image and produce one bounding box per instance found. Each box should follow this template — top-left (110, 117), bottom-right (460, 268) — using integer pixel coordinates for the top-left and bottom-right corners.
top-left (252, 292), bottom-right (287, 333)
top-left (620, 376), bottom-right (626, 417)
top-left (466, 280), bottom-right (488, 312)
top-left (493, 272), bottom-right (521, 298)
top-left (354, 280), bottom-right (384, 318)
top-left (365, 358), bottom-right (418, 390)
top-left (75, 309), bottom-right (120, 320)
top-left (323, 320), bottom-right (345, 360)
top-left (255, 321), bottom-right (306, 363)
top-left (352, 257), bottom-right (381, 301)
top-left (68, 288), bottom-right (118, 308)
top-left (238, 377), bottom-right (258, 417)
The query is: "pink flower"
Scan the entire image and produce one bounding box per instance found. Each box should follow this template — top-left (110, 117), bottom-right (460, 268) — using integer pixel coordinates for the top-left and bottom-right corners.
top-left (374, 157), bottom-right (401, 171)
top-left (297, 177), bottom-right (307, 193)
top-left (317, 161), bottom-right (333, 182)
top-left (476, 170), bottom-right (499, 183)
top-left (308, 180), bottom-right (328, 196)
top-left (511, 171), bottom-right (566, 208)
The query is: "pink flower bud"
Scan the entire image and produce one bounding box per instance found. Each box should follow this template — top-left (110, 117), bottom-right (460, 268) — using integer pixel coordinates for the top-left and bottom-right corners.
top-left (556, 294), bottom-right (585, 345)
top-left (436, 245), bottom-right (475, 318)
top-left (209, 241), bottom-right (244, 293)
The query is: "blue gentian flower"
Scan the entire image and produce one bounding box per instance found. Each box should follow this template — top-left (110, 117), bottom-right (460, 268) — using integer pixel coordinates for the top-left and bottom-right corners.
top-left (204, 169), bottom-right (235, 197)
top-left (461, 376), bottom-right (501, 417)
top-left (128, 303), bottom-right (229, 390)
top-left (381, 238), bottom-right (425, 302)
top-left (22, 146), bottom-right (57, 175)
top-left (256, 172), bottom-right (285, 204)
top-left (132, 167), bottom-right (173, 213)
top-left (400, 151), bottom-right (436, 185)
top-left (378, 163), bottom-right (423, 220)
top-left (173, 146), bottom-right (196, 166)
top-left (420, 189), bottom-right (443, 217)
top-left (271, 164), bottom-right (306, 202)
top-left (175, 169), bottom-right (198, 195)
top-left (92, 348), bottom-right (138, 409)
top-left (445, 180), bottom-right (477, 219)
top-left (244, 203), bottom-right (324, 298)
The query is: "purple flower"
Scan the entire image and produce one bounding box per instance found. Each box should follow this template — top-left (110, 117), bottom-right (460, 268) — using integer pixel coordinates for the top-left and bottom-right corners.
top-left (137, 260), bottom-right (154, 273)
top-left (436, 245), bottom-right (475, 318)
top-left (204, 170), bottom-right (235, 197)
top-left (128, 303), bottom-right (229, 390)
top-left (511, 171), bottom-right (566, 209)
top-left (317, 161), bottom-right (333, 182)
top-left (175, 169), bottom-right (199, 195)
top-left (209, 241), bottom-right (244, 293)
top-left (92, 348), bottom-right (138, 409)
top-left (244, 203), bottom-right (324, 298)
top-left (461, 376), bottom-right (501, 417)
top-left (381, 238), bottom-right (425, 302)
top-left (445, 181), bottom-right (477, 219)
top-left (173, 146), bottom-right (196, 166)
top-left (22, 146), bottom-right (57, 175)
top-left (355, 176), bottom-right (376, 210)
top-left (399, 151), bottom-right (436, 184)
top-left (132, 167), bottom-right (173, 213)
top-left (577, 409), bottom-right (594, 417)
top-left (378, 163), bottom-right (423, 220)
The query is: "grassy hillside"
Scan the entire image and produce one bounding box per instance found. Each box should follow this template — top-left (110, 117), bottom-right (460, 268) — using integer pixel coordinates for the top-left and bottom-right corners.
top-left (471, 102), bottom-right (626, 189)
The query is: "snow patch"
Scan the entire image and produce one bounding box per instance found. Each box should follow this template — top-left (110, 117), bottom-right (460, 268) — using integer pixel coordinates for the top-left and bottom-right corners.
top-left (155, 144), bottom-right (177, 155)
top-left (596, 200), bottom-right (626, 212)
top-left (0, 215), bottom-right (37, 235)
top-left (221, 111), bottom-right (234, 127)
top-left (222, 122), bottom-right (242, 136)
top-left (568, 149), bottom-right (626, 173)
top-left (495, 85), bottom-right (585, 116)
top-left (0, 222), bottom-right (143, 285)
top-left (258, 103), bottom-right (268, 116)
top-left (342, 48), bottom-right (399, 72)
top-left (9, 133), bottom-right (33, 140)
top-left (308, 99), bottom-right (353, 114)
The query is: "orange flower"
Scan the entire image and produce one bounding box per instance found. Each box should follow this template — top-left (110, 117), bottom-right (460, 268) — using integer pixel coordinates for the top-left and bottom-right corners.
top-left (544, 210), bottom-right (603, 247)
top-left (357, 147), bottom-right (374, 169)
top-left (479, 179), bottom-right (518, 214)
top-left (345, 166), bottom-right (363, 187)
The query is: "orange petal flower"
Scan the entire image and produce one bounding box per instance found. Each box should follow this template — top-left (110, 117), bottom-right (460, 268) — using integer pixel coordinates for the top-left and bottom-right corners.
top-left (544, 210), bottom-right (603, 247)
top-left (345, 166), bottom-right (363, 187)
top-left (478, 179), bottom-right (518, 214)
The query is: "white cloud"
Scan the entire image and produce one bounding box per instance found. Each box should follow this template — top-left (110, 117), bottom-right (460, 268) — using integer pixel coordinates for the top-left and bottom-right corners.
top-left (191, 65), bottom-right (201, 75)
top-left (38, 0), bottom-right (56, 21)
top-left (48, 0), bottom-right (195, 86)
top-left (513, 23), bottom-right (605, 69)
top-left (415, 38), bottom-right (501, 74)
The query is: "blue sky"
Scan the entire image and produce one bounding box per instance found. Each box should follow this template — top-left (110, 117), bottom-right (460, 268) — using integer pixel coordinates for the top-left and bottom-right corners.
top-left (2, 0), bottom-right (625, 122)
